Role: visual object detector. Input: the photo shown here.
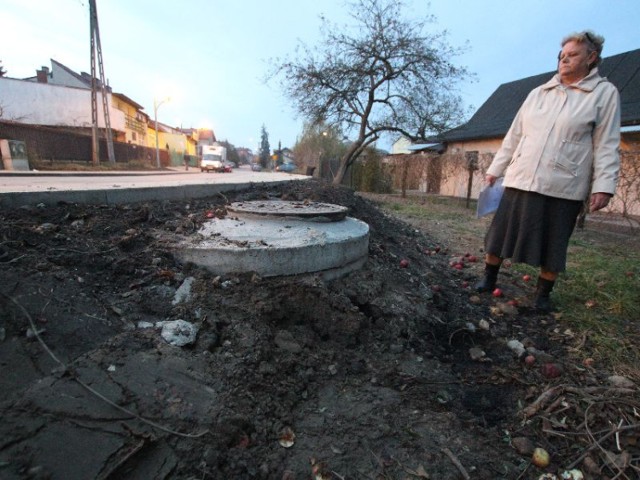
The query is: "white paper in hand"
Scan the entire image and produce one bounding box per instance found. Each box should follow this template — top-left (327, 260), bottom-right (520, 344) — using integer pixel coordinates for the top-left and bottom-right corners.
top-left (476, 177), bottom-right (504, 218)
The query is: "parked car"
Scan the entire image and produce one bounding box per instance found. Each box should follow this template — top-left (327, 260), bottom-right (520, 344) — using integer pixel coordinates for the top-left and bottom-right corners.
top-left (276, 162), bottom-right (296, 173)
top-left (250, 163), bottom-right (263, 172)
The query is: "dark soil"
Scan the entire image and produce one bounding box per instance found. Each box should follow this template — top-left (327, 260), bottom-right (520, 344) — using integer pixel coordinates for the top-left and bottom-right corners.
top-left (0, 179), bottom-right (636, 479)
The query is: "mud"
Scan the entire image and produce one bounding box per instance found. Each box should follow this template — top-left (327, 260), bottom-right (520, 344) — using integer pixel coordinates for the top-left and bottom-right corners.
top-left (0, 179), bottom-right (635, 479)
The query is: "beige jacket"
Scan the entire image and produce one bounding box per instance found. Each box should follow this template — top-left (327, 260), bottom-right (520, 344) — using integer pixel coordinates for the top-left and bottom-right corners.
top-left (487, 68), bottom-right (621, 200)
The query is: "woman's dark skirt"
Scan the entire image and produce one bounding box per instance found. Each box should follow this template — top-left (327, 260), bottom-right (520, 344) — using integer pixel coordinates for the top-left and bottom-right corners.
top-left (485, 188), bottom-right (583, 272)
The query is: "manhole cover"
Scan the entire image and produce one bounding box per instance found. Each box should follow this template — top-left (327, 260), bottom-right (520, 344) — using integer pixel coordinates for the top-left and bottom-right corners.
top-left (227, 200), bottom-right (348, 222)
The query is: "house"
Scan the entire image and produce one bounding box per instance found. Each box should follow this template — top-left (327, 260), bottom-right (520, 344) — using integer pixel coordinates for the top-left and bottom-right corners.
top-left (0, 59), bottom-right (202, 167)
top-left (24, 59), bottom-right (149, 146)
top-left (0, 72), bottom-right (125, 131)
top-left (194, 128), bottom-right (217, 156)
top-left (148, 122), bottom-right (199, 166)
top-left (404, 48), bottom-right (640, 215)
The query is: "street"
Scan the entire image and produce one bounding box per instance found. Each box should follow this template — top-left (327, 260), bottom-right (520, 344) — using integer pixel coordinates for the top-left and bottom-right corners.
top-left (0, 164), bottom-right (307, 194)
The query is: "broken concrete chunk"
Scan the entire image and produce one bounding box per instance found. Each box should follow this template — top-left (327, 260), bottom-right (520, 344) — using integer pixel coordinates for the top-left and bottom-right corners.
top-left (159, 319), bottom-right (198, 347)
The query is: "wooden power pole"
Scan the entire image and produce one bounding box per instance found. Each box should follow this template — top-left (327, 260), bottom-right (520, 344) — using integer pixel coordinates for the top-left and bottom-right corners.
top-left (89, 0), bottom-right (115, 164)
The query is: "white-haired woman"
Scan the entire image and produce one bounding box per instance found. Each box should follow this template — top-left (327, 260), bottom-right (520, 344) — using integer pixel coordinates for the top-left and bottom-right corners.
top-left (476, 30), bottom-right (621, 312)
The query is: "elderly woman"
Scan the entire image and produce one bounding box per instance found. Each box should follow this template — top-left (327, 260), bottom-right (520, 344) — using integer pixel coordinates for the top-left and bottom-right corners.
top-left (476, 30), bottom-right (621, 312)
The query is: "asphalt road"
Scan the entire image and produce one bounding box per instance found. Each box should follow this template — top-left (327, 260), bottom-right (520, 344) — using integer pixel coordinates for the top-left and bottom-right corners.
top-left (0, 165), bottom-right (309, 207)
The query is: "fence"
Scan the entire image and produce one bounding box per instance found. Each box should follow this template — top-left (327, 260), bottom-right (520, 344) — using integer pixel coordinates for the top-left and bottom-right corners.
top-left (0, 120), bottom-right (168, 167)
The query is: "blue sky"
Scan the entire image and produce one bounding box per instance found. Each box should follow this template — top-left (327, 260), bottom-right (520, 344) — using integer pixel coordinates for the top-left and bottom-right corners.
top-left (2, 0), bottom-right (638, 152)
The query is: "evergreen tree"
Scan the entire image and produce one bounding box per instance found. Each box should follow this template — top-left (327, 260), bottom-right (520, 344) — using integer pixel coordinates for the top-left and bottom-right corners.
top-left (259, 125), bottom-right (271, 169)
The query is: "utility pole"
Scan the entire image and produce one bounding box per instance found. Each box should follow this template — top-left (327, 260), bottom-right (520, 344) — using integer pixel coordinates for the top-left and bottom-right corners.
top-left (89, 0), bottom-right (115, 164)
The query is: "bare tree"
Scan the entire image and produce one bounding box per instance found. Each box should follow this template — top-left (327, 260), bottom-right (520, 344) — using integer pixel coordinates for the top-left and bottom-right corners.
top-left (271, 0), bottom-right (471, 184)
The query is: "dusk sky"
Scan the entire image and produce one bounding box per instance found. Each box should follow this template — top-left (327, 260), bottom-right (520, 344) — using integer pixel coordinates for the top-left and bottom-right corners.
top-left (2, 0), bottom-right (639, 151)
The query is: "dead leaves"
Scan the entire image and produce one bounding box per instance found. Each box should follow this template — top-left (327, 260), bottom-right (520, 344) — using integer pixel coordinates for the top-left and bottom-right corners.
top-left (518, 384), bottom-right (640, 477)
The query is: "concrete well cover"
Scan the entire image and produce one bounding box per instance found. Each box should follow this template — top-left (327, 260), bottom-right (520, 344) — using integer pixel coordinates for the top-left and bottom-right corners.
top-left (176, 201), bottom-right (369, 279)
top-left (227, 200), bottom-right (349, 222)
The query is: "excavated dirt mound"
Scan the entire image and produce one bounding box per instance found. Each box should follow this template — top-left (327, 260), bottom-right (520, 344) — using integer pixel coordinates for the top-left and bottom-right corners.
top-left (0, 179), bottom-right (637, 479)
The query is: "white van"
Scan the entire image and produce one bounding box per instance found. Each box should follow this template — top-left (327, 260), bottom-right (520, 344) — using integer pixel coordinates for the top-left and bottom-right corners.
top-left (200, 145), bottom-right (227, 172)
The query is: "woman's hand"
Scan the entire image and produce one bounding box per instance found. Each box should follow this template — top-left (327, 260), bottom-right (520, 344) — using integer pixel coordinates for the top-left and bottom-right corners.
top-left (590, 192), bottom-right (612, 212)
top-left (486, 174), bottom-right (497, 186)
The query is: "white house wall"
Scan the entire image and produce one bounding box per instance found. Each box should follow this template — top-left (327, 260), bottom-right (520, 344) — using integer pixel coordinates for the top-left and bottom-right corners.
top-left (0, 77), bottom-right (125, 131)
top-left (48, 62), bottom-right (87, 89)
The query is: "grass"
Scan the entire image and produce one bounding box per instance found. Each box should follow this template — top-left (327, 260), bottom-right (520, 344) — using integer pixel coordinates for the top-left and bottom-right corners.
top-left (365, 191), bottom-right (640, 376)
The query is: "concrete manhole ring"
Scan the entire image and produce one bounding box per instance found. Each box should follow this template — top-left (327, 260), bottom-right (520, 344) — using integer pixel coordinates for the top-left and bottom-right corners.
top-left (227, 200), bottom-right (348, 222)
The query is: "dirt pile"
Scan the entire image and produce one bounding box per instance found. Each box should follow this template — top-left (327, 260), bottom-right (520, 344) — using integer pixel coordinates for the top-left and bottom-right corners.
top-left (0, 180), bottom-right (637, 479)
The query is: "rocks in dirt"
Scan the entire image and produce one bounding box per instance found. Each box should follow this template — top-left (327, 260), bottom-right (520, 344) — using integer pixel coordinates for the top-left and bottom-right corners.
top-left (172, 276), bottom-right (195, 305)
top-left (607, 375), bottom-right (635, 388)
top-left (469, 347), bottom-right (489, 362)
top-left (34, 222), bottom-right (58, 234)
top-left (274, 330), bottom-right (302, 353)
top-left (511, 436), bottom-right (534, 455)
top-left (158, 319), bottom-right (198, 346)
top-left (506, 339), bottom-right (526, 357)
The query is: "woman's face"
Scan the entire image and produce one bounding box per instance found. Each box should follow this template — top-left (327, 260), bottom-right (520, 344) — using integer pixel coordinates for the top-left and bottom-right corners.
top-left (558, 40), bottom-right (596, 84)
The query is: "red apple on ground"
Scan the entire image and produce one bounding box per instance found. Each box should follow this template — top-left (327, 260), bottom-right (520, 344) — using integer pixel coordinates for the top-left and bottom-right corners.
top-left (541, 363), bottom-right (562, 378)
top-left (399, 259), bottom-right (409, 268)
top-left (524, 355), bottom-right (536, 366)
top-left (492, 288), bottom-right (503, 297)
top-left (522, 274), bottom-right (531, 282)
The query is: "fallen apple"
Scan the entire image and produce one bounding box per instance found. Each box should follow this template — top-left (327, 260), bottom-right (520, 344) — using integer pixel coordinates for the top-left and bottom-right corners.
top-left (507, 299), bottom-right (518, 306)
top-left (532, 447), bottom-right (550, 468)
top-left (522, 274), bottom-right (531, 282)
top-left (541, 363), bottom-right (562, 378)
top-left (399, 259), bottom-right (409, 268)
top-left (453, 263), bottom-right (464, 270)
top-left (524, 355), bottom-right (536, 366)
top-left (467, 255), bottom-right (478, 263)
top-left (584, 299), bottom-right (597, 309)
top-left (492, 288), bottom-right (503, 297)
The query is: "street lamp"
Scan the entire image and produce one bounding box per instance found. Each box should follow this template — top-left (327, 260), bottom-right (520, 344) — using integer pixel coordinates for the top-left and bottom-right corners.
top-left (153, 96), bottom-right (170, 168)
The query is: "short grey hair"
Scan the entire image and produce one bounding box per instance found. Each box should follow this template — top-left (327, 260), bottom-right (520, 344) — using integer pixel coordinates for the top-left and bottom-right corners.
top-left (561, 30), bottom-right (605, 67)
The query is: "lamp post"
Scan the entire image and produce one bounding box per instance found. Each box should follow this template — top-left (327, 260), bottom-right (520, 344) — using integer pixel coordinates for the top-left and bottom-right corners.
top-left (153, 97), bottom-right (170, 168)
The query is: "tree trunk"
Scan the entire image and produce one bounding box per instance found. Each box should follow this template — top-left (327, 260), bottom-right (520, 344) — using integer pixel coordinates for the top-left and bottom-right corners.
top-left (333, 161), bottom-right (347, 185)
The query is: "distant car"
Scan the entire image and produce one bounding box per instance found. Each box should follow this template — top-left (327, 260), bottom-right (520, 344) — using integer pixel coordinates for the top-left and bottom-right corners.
top-left (276, 163), bottom-right (296, 173)
top-left (250, 163), bottom-right (263, 171)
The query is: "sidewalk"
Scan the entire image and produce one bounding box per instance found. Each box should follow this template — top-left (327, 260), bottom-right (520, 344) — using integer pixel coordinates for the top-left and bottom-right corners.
top-left (0, 166), bottom-right (309, 208)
